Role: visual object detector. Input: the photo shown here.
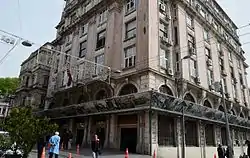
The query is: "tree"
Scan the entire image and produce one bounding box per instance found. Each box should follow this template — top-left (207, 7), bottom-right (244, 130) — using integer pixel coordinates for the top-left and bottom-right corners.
top-left (1, 107), bottom-right (58, 158)
top-left (0, 77), bottom-right (20, 97)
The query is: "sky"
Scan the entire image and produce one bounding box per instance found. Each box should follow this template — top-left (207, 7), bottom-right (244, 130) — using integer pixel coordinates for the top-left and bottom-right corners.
top-left (0, 0), bottom-right (249, 83)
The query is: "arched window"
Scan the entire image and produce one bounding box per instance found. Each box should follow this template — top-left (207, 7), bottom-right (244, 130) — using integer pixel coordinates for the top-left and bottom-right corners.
top-left (95, 90), bottom-right (108, 100)
top-left (184, 93), bottom-right (195, 103)
top-left (218, 105), bottom-right (224, 112)
top-left (159, 85), bottom-right (174, 96)
top-left (119, 84), bottom-right (138, 96)
top-left (204, 100), bottom-right (212, 108)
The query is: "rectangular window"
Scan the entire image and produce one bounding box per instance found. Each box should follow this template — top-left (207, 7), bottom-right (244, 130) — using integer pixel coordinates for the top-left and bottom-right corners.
top-left (230, 66), bottom-right (234, 78)
top-left (81, 23), bottom-right (88, 35)
top-left (219, 58), bottom-right (224, 71)
top-left (205, 47), bottom-right (211, 59)
top-left (64, 50), bottom-right (71, 65)
top-left (158, 116), bottom-right (175, 146)
top-left (160, 48), bottom-right (169, 69)
top-left (188, 34), bottom-right (195, 48)
top-left (185, 121), bottom-right (198, 146)
top-left (124, 46), bottom-right (136, 68)
top-left (239, 73), bottom-right (243, 85)
top-left (125, 19), bottom-right (136, 39)
top-left (174, 27), bottom-right (178, 45)
top-left (43, 76), bottom-right (49, 87)
top-left (95, 54), bottom-right (104, 75)
top-left (159, 20), bottom-right (168, 38)
top-left (203, 29), bottom-right (209, 42)
top-left (79, 41), bottom-right (87, 58)
top-left (205, 124), bottom-right (215, 146)
top-left (96, 30), bottom-right (106, 49)
top-left (99, 9), bottom-right (107, 24)
top-left (186, 14), bottom-right (193, 27)
top-left (190, 59), bottom-right (197, 77)
top-left (126, 0), bottom-right (136, 13)
top-left (223, 78), bottom-right (227, 93)
top-left (237, 59), bottom-right (241, 69)
top-left (207, 69), bottom-right (214, 86)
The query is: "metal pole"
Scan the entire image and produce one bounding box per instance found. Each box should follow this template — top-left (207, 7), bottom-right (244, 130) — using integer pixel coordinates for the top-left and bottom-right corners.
top-left (220, 80), bottom-right (233, 158)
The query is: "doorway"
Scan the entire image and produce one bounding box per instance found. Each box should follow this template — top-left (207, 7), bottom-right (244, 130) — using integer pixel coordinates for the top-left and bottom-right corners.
top-left (76, 129), bottom-right (84, 146)
top-left (120, 128), bottom-right (137, 153)
top-left (96, 128), bottom-right (105, 149)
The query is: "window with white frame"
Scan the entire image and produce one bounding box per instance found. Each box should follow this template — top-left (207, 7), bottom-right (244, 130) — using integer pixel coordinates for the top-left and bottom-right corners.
top-left (228, 52), bottom-right (232, 61)
top-left (126, 0), bottom-right (136, 13)
top-left (186, 14), bottom-right (193, 28)
top-left (96, 30), bottom-right (106, 49)
top-left (99, 9), bottom-right (108, 24)
top-left (81, 23), bottom-right (88, 36)
top-left (124, 46), bottom-right (136, 68)
top-left (207, 69), bottom-right (214, 86)
top-left (190, 59), bottom-right (197, 77)
top-left (200, 8), bottom-right (206, 18)
top-left (203, 29), bottom-right (209, 42)
top-left (159, 20), bottom-right (168, 38)
top-left (79, 41), bottom-right (87, 58)
top-left (125, 19), bottom-right (136, 39)
top-left (160, 48), bottom-right (169, 69)
top-left (95, 54), bottom-right (105, 75)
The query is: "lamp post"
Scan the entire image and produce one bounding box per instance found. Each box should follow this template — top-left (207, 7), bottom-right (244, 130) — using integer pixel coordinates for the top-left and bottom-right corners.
top-left (214, 80), bottom-right (233, 158)
top-left (175, 55), bottom-right (191, 158)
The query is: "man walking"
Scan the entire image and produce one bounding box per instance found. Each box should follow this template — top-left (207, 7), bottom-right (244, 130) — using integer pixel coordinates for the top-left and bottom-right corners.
top-left (49, 132), bottom-right (61, 158)
top-left (91, 134), bottom-right (100, 158)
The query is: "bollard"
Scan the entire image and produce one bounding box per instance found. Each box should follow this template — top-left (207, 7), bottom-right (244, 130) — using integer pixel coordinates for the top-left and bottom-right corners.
top-left (41, 147), bottom-right (45, 158)
top-left (125, 148), bottom-right (129, 158)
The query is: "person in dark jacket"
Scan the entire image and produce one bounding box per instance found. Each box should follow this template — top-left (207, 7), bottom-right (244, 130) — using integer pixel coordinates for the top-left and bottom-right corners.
top-left (91, 134), bottom-right (100, 158)
top-left (217, 144), bottom-right (225, 158)
top-left (37, 136), bottom-right (46, 158)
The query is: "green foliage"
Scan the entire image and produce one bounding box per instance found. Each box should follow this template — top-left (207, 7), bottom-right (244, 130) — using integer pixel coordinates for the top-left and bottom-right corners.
top-left (0, 134), bottom-right (12, 150)
top-left (0, 77), bottom-right (20, 96)
top-left (2, 107), bottom-right (58, 158)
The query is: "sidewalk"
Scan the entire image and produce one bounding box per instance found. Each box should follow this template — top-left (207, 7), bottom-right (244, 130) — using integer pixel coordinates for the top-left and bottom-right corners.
top-left (31, 148), bottom-right (151, 158)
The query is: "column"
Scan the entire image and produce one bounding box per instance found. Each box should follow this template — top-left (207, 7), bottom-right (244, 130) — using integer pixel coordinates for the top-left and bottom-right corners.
top-left (104, 115), bottom-right (110, 148)
top-left (175, 117), bottom-right (181, 158)
top-left (87, 116), bottom-right (92, 146)
top-left (82, 118), bottom-right (89, 147)
top-left (144, 111), bottom-right (158, 155)
top-left (199, 121), bottom-right (206, 158)
top-left (108, 114), bottom-right (117, 148)
top-left (137, 112), bottom-right (145, 153)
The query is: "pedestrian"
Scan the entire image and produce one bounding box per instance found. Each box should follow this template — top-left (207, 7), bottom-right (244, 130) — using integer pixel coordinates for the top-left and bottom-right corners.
top-left (37, 136), bottom-right (45, 158)
top-left (246, 140), bottom-right (250, 158)
top-left (91, 134), bottom-right (101, 158)
top-left (49, 131), bottom-right (61, 158)
top-left (217, 144), bottom-right (225, 158)
top-left (63, 130), bottom-right (69, 150)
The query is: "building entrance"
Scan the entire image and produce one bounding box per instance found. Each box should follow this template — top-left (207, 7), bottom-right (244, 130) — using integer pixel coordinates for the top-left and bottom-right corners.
top-left (120, 128), bottom-right (137, 153)
top-left (76, 129), bottom-right (84, 146)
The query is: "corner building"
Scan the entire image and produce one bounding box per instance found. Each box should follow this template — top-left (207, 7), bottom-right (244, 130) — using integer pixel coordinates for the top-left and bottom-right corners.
top-left (40, 0), bottom-right (250, 157)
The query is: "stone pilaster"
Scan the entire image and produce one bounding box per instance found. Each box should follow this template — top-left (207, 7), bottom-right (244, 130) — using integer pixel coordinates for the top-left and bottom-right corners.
top-left (104, 115), bottom-right (110, 148)
top-left (199, 121), bottom-right (206, 158)
top-left (108, 114), bottom-right (117, 148)
top-left (137, 112), bottom-right (145, 153)
top-left (175, 118), bottom-right (181, 158)
top-left (82, 118), bottom-right (89, 147)
top-left (87, 116), bottom-right (92, 145)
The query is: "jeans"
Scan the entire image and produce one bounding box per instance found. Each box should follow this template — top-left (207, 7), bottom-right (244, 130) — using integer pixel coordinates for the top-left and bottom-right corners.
top-left (92, 151), bottom-right (99, 158)
top-left (49, 152), bottom-right (58, 158)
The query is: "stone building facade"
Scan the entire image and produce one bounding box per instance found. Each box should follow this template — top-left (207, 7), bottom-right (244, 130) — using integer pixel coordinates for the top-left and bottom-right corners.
top-left (32, 0), bottom-right (250, 157)
top-left (14, 43), bottom-right (53, 110)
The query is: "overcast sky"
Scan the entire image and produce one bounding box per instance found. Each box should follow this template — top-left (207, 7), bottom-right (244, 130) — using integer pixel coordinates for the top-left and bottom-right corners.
top-left (0, 0), bottom-right (249, 83)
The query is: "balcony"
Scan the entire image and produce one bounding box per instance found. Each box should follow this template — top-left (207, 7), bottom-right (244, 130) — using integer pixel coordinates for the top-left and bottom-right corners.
top-left (35, 91), bottom-right (250, 129)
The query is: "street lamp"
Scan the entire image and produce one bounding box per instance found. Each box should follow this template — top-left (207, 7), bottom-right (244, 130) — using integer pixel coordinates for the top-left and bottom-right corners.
top-left (175, 55), bottom-right (192, 158)
top-left (214, 80), bottom-right (233, 158)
